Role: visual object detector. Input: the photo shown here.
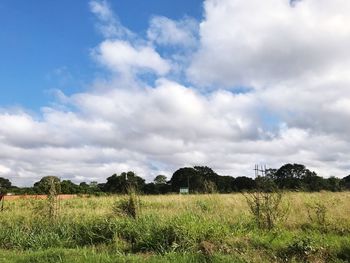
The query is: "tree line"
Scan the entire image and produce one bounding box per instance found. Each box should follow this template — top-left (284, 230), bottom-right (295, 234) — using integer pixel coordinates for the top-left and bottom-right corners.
top-left (0, 163), bottom-right (350, 195)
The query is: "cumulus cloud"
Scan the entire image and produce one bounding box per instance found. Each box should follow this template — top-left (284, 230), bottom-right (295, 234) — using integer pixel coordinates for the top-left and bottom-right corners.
top-left (187, 0), bottom-right (350, 144)
top-left (188, 0), bottom-right (350, 87)
top-left (93, 40), bottom-right (171, 76)
top-left (147, 16), bottom-right (198, 47)
top-left (1, 0), bottom-right (350, 186)
top-left (0, 82), bottom-right (254, 185)
top-left (1, 78), bottom-right (349, 186)
top-left (89, 1), bottom-right (172, 77)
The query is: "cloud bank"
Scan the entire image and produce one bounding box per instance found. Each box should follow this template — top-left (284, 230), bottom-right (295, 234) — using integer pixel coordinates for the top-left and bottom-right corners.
top-left (1, 0), bottom-right (350, 186)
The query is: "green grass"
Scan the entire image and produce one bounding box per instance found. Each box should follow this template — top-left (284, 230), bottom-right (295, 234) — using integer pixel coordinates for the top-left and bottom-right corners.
top-left (0, 192), bottom-right (350, 262)
top-left (0, 248), bottom-right (250, 263)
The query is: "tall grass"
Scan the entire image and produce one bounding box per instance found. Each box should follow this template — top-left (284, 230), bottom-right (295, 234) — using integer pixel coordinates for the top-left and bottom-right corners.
top-left (0, 192), bottom-right (349, 262)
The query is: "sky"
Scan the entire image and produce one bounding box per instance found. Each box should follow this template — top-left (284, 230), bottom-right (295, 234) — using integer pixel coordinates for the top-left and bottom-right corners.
top-left (1, 0), bottom-right (350, 186)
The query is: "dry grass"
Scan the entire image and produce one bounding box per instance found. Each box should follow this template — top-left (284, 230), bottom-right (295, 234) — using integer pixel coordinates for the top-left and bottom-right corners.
top-left (3, 192), bottom-right (350, 227)
top-left (1, 192), bottom-right (349, 262)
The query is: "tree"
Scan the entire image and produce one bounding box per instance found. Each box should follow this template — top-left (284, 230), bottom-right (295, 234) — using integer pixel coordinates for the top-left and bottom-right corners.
top-left (88, 181), bottom-right (102, 193)
top-left (79, 182), bottom-right (90, 193)
top-left (169, 166), bottom-right (223, 193)
top-left (233, 176), bottom-right (256, 191)
top-left (275, 163), bottom-right (316, 190)
top-left (122, 171), bottom-right (145, 191)
top-left (325, 176), bottom-right (341, 192)
top-left (103, 174), bottom-right (126, 193)
top-left (340, 175), bottom-right (350, 190)
top-left (215, 176), bottom-right (235, 193)
top-left (0, 177), bottom-right (12, 194)
top-left (148, 175), bottom-right (170, 194)
top-left (33, 176), bottom-right (61, 194)
top-left (60, 180), bottom-right (79, 194)
top-left (169, 167), bottom-right (204, 193)
top-left (255, 176), bottom-right (277, 192)
top-left (143, 183), bottom-right (157, 194)
top-left (193, 166), bottom-right (218, 180)
top-left (301, 174), bottom-right (326, 192)
top-left (154, 175), bottom-right (167, 185)
top-left (104, 171), bottom-right (145, 193)
top-left (265, 169), bottom-right (278, 180)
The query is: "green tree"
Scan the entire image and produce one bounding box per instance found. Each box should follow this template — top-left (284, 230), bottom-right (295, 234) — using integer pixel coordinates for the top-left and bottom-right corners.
top-left (169, 166), bottom-right (239, 193)
top-left (33, 176), bottom-right (61, 194)
top-left (104, 171), bottom-right (145, 193)
top-left (123, 171), bottom-right (145, 191)
top-left (154, 175), bottom-right (167, 185)
top-left (79, 182), bottom-right (90, 193)
top-left (325, 176), bottom-right (341, 192)
top-left (216, 176), bottom-right (235, 193)
top-left (233, 176), bottom-right (256, 191)
top-left (275, 164), bottom-right (316, 190)
top-left (169, 167), bottom-right (203, 193)
top-left (340, 175), bottom-right (350, 190)
top-left (0, 177), bottom-right (12, 194)
top-left (60, 180), bottom-right (79, 194)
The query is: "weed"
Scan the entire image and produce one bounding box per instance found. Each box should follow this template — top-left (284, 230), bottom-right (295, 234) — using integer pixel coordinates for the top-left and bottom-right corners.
top-left (244, 190), bottom-right (289, 230)
top-left (306, 200), bottom-right (328, 227)
top-left (196, 200), bottom-right (212, 212)
top-left (113, 188), bottom-right (140, 219)
top-left (203, 180), bottom-right (217, 194)
top-left (47, 177), bottom-right (60, 220)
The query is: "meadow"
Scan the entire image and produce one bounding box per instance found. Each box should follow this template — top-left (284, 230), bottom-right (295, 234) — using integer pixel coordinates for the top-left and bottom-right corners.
top-left (0, 192), bottom-right (349, 262)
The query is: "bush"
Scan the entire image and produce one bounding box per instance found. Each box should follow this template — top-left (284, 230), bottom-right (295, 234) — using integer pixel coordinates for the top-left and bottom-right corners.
top-left (279, 236), bottom-right (334, 262)
top-left (113, 189), bottom-right (140, 219)
top-left (244, 190), bottom-right (289, 230)
top-left (306, 200), bottom-right (328, 227)
top-left (70, 218), bottom-right (116, 246)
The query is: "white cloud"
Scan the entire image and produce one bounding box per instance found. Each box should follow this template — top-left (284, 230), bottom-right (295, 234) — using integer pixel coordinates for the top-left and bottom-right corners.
top-left (147, 16), bottom-right (198, 47)
top-left (1, 77), bottom-right (349, 186)
top-left (89, 1), bottom-right (172, 77)
top-left (188, 0), bottom-right (350, 87)
top-left (0, 80), bottom-right (263, 185)
top-left (1, 0), bottom-right (350, 186)
top-left (89, 0), bottom-right (132, 38)
top-left (93, 40), bottom-right (171, 75)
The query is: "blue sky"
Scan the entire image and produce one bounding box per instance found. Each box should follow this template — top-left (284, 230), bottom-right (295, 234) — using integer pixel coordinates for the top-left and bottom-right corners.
top-left (0, 0), bottom-right (203, 109)
top-left (0, 0), bottom-right (349, 186)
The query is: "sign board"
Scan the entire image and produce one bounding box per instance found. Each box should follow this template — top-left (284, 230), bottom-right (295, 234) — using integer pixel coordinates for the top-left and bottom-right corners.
top-left (179, 187), bottom-right (189, 194)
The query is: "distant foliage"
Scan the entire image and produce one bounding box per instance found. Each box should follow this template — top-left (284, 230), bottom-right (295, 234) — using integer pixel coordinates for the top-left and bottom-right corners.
top-left (153, 175), bottom-right (167, 185)
top-left (2, 164), bottom-right (350, 195)
top-left (33, 176), bottom-right (61, 195)
top-left (104, 171), bottom-right (145, 194)
top-left (0, 177), bottom-right (11, 194)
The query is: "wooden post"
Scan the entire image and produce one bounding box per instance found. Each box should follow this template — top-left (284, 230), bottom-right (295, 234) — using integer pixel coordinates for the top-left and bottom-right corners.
top-left (0, 194), bottom-right (4, 212)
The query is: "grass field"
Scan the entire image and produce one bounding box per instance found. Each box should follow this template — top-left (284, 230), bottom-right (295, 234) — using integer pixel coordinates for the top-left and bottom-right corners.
top-left (0, 192), bottom-right (349, 262)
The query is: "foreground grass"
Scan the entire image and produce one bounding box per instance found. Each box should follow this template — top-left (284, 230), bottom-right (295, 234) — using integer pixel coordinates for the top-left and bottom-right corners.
top-left (1, 192), bottom-right (349, 262)
top-left (0, 248), bottom-right (249, 263)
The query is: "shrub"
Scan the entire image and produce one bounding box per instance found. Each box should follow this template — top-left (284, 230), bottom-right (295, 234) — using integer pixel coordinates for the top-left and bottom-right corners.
top-left (244, 190), bottom-right (289, 230)
top-left (70, 218), bottom-right (116, 246)
top-left (337, 243), bottom-right (350, 261)
top-left (113, 188), bottom-right (140, 219)
top-left (279, 236), bottom-right (334, 262)
top-left (280, 236), bottom-right (317, 262)
top-left (306, 200), bottom-right (328, 227)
